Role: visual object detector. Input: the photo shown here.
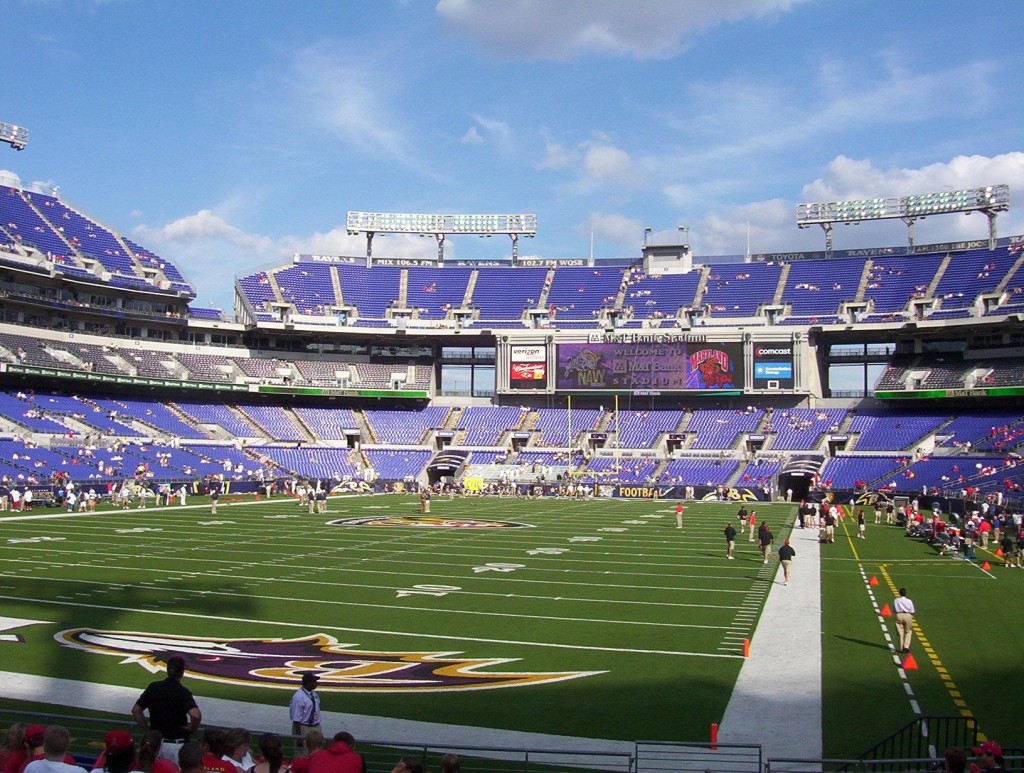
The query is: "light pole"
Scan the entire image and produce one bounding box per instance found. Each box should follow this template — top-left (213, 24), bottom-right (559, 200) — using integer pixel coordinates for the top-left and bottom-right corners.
top-left (0, 122), bottom-right (28, 151)
top-left (678, 226), bottom-right (689, 245)
top-left (643, 227), bottom-right (652, 247)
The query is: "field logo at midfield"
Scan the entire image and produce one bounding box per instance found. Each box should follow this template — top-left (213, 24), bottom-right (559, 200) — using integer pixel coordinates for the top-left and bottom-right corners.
top-left (328, 515), bottom-right (534, 529)
top-left (55, 629), bottom-right (598, 691)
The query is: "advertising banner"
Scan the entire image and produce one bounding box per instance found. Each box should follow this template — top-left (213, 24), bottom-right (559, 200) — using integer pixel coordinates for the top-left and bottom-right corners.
top-left (509, 344), bottom-right (547, 388)
top-left (751, 343), bottom-right (795, 390)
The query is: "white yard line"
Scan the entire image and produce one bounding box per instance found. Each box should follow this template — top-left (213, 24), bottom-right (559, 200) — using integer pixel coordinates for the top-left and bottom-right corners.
top-left (0, 593), bottom-right (743, 659)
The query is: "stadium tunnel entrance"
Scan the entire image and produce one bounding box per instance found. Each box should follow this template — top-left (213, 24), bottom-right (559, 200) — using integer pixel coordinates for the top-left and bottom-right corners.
top-left (778, 455), bottom-right (825, 502)
top-left (427, 449), bottom-right (469, 486)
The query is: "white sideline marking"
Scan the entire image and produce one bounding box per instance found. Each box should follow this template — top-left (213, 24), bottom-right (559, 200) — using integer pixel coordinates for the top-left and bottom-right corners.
top-left (0, 670), bottom-right (635, 757)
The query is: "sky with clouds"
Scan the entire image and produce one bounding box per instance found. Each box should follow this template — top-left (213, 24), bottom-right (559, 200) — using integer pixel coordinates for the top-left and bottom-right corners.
top-left (2, 0), bottom-right (1022, 311)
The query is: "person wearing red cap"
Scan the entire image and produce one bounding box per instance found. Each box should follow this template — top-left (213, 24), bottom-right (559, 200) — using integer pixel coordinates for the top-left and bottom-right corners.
top-left (98, 730), bottom-right (134, 773)
top-left (972, 741), bottom-right (1005, 773)
top-left (17, 726), bottom-right (76, 773)
top-left (21, 726), bottom-right (80, 773)
top-left (777, 538), bottom-right (795, 585)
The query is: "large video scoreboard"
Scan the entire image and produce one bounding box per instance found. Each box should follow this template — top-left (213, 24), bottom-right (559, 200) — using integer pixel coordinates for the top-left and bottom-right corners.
top-left (500, 332), bottom-right (800, 394)
top-left (556, 340), bottom-right (742, 391)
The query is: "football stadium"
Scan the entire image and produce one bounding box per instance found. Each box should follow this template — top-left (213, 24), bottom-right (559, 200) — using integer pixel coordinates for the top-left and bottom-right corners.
top-left (2, 5), bottom-right (1023, 773)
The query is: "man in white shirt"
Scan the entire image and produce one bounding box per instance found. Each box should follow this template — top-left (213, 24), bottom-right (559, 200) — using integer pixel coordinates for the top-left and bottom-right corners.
top-left (23, 726), bottom-right (83, 773)
top-left (289, 671), bottom-right (322, 754)
top-left (893, 587), bottom-right (916, 654)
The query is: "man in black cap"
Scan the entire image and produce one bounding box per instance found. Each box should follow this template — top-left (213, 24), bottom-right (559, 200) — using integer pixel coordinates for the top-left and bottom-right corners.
top-left (289, 671), bottom-right (322, 753)
top-left (131, 655), bottom-right (202, 762)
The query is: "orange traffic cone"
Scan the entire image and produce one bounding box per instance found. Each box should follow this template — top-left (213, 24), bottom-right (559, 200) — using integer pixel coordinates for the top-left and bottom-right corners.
top-left (880, 603), bottom-right (892, 617)
top-left (869, 576), bottom-right (879, 586)
top-left (982, 561), bottom-right (991, 571)
top-left (902, 653), bottom-right (918, 670)
top-left (995, 549), bottom-right (1003, 557)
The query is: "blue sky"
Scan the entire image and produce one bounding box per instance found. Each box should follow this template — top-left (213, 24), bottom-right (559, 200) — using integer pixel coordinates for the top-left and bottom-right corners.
top-left (2, 0), bottom-right (1022, 312)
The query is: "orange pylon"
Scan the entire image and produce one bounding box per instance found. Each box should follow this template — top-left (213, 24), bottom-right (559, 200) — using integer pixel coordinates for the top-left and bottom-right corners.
top-left (869, 576), bottom-right (879, 586)
top-left (880, 603), bottom-right (892, 617)
top-left (982, 561), bottom-right (991, 571)
top-left (995, 549), bottom-right (1003, 557)
top-left (902, 653), bottom-right (918, 670)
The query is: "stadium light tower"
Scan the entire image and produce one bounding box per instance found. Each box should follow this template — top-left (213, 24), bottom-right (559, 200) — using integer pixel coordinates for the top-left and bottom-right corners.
top-left (346, 211), bottom-right (537, 264)
top-left (796, 185), bottom-right (1010, 255)
top-left (0, 122), bottom-right (28, 151)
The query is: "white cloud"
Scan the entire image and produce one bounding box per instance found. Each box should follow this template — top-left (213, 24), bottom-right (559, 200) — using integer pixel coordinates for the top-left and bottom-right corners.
top-left (460, 114), bottom-right (514, 153)
top-left (802, 153), bottom-right (1024, 203)
top-left (474, 115), bottom-right (513, 146)
top-left (650, 56), bottom-right (1002, 198)
top-left (577, 211), bottom-right (646, 250)
top-left (538, 136), bottom-right (644, 190)
top-left (437, 0), bottom-right (805, 60)
top-left (582, 143), bottom-right (644, 187)
top-left (282, 43), bottom-right (420, 171)
top-left (135, 210), bottom-right (275, 253)
top-left (697, 199), bottom-right (797, 256)
top-left (537, 133), bottom-right (574, 170)
top-left (688, 152), bottom-right (1024, 258)
top-left (460, 126), bottom-right (485, 145)
top-left (132, 210), bottom-right (444, 312)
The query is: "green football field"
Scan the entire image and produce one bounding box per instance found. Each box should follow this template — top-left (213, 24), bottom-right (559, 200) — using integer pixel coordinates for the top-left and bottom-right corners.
top-left (0, 493), bottom-right (1020, 758)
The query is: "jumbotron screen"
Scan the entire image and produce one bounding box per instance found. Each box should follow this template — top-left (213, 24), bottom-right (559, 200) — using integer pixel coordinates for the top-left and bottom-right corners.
top-left (555, 341), bottom-right (742, 391)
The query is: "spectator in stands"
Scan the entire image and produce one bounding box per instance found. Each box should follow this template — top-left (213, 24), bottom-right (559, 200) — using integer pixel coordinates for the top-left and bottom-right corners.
top-left (16, 724), bottom-right (66, 773)
top-left (306, 732), bottom-right (362, 773)
top-left (177, 744), bottom-right (201, 773)
top-left (131, 656), bottom-right (201, 763)
top-left (135, 732), bottom-right (176, 773)
top-left (221, 729), bottom-right (251, 773)
top-left (98, 730), bottom-right (135, 773)
top-left (248, 735), bottom-right (286, 773)
top-left (198, 731), bottom-right (234, 773)
top-left (972, 741), bottom-right (1005, 773)
top-left (439, 755), bottom-right (460, 773)
top-left (0, 723), bottom-right (26, 773)
top-left (22, 726), bottom-right (79, 773)
top-left (389, 759), bottom-right (423, 773)
top-left (943, 747), bottom-right (967, 773)
top-left (288, 732), bottom-right (323, 773)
